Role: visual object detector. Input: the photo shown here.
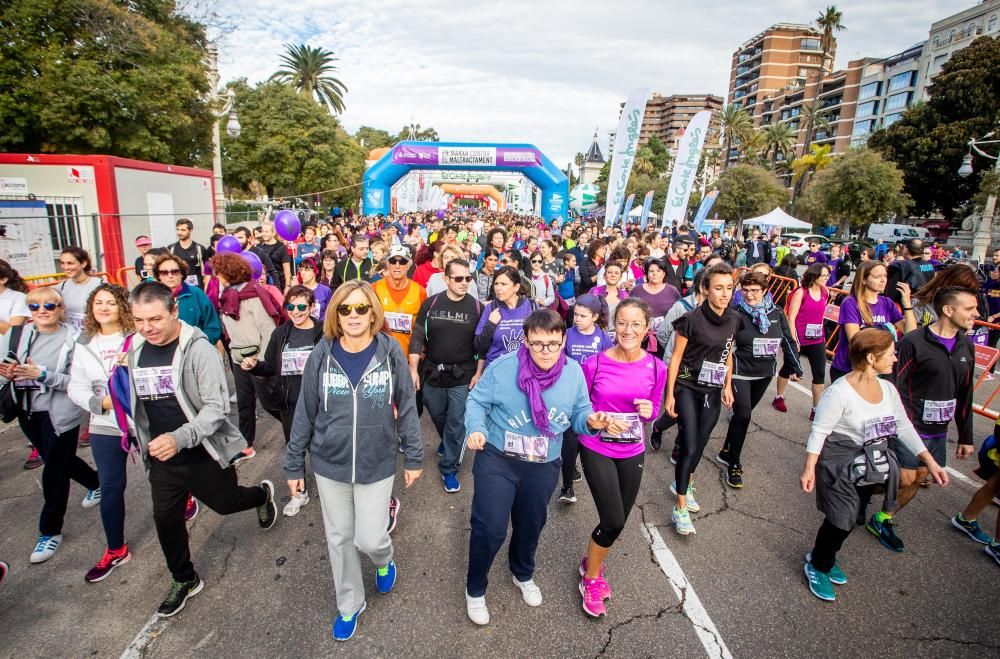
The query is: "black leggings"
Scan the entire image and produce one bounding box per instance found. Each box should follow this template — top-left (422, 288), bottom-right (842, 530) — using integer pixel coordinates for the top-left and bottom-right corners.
top-left (580, 446), bottom-right (644, 548)
top-left (674, 385), bottom-right (722, 493)
top-left (561, 428), bottom-right (580, 488)
top-left (810, 485), bottom-right (877, 572)
top-left (723, 377), bottom-right (771, 463)
top-left (779, 342), bottom-right (827, 386)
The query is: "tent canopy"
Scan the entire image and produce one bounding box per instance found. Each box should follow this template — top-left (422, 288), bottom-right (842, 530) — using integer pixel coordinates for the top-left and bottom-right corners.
top-left (742, 207), bottom-right (811, 230)
top-left (628, 206), bottom-right (658, 219)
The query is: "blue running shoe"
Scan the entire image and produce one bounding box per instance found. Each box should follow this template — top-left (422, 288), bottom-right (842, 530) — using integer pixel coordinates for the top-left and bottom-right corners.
top-left (986, 543), bottom-right (1000, 567)
top-left (376, 561), bottom-right (397, 594)
top-left (804, 562), bottom-right (835, 601)
top-left (866, 513), bottom-right (904, 552)
top-left (333, 602), bottom-right (366, 641)
top-left (443, 473), bottom-right (460, 493)
top-left (805, 552), bottom-right (846, 585)
top-left (951, 514), bottom-right (993, 545)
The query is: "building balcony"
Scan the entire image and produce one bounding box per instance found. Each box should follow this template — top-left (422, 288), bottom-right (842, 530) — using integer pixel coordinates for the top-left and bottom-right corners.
top-left (813, 129), bottom-right (837, 142)
top-left (819, 96), bottom-right (843, 109)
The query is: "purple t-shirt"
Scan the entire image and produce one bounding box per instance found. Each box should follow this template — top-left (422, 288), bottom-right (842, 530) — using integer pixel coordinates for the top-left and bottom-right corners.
top-left (804, 251), bottom-right (828, 266)
top-left (931, 331), bottom-right (957, 353)
top-left (475, 298), bottom-right (535, 365)
top-left (832, 295), bottom-right (902, 371)
top-left (311, 283), bottom-right (333, 320)
top-left (565, 326), bottom-right (614, 364)
top-left (629, 283), bottom-right (681, 333)
top-left (579, 352), bottom-right (667, 459)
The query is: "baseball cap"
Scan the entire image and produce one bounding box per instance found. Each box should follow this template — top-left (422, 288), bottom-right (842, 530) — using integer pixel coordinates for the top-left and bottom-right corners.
top-left (388, 245), bottom-right (411, 261)
top-left (135, 236), bottom-right (152, 247)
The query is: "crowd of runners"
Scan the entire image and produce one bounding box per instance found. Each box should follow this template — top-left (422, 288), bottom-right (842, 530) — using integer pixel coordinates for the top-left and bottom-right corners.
top-left (0, 209), bottom-right (997, 640)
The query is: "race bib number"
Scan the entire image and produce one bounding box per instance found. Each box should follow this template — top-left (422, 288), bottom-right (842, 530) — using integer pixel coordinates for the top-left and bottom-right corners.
top-left (134, 366), bottom-right (176, 400)
top-left (600, 412), bottom-right (643, 444)
top-left (281, 348), bottom-right (311, 376)
top-left (66, 312), bottom-right (86, 330)
top-left (922, 399), bottom-right (956, 424)
top-left (503, 430), bottom-right (549, 463)
top-left (185, 275), bottom-right (199, 287)
top-left (697, 361), bottom-right (727, 387)
top-left (384, 312), bottom-right (413, 335)
top-left (752, 338), bottom-right (780, 357)
top-left (804, 323), bottom-right (823, 339)
top-left (862, 416), bottom-right (897, 443)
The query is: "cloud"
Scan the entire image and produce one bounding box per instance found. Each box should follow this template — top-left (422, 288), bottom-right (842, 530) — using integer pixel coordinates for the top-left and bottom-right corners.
top-left (209, 0), bottom-right (973, 168)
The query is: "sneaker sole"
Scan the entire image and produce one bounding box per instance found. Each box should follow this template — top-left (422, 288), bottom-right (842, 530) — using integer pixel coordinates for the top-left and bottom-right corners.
top-left (951, 517), bottom-right (991, 545)
top-left (29, 551), bottom-right (58, 564)
top-left (803, 563), bottom-right (835, 602)
top-left (23, 461), bottom-right (43, 470)
top-left (86, 553), bottom-right (132, 583)
top-left (185, 503), bottom-right (200, 523)
top-left (725, 479), bottom-right (744, 490)
top-left (259, 481), bottom-right (278, 530)
top-left (986, 545), bottom-right (1000, 566)
top-left (157, 579), bottom-right (205, 618)
top-left (578, 581), bottom-right (606, 618)
top-left (559, 496), bottom-right (577, 504)
top-left (715, 455), bottom-right (731, 466)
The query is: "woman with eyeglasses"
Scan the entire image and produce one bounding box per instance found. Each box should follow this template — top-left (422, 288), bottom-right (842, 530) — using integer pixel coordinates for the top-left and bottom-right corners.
top-left (474, 249), bottom-right (500, 303)
top-left (500, 249), bottom-right (525, 276)
top-left (296, 257), bottom-right (333, 320)
top-left (58, 247), bottom-right (103, 333)
top-left (474, 266), bottom-right (536, 367)
top-left (527, 253), bottom-right (555, 308)
top-left (0, 288), bottom-right (100, 564)
top-left (153, 253), bottom-right (221, 346)
top-left (212, 252), bottom-right (287, 461)
top-left (319, 249), bottom-right (340, 289)
top-left (286, 280), bottom-right (422, 641)
top-left (67, 283), bottom-right (136, 582)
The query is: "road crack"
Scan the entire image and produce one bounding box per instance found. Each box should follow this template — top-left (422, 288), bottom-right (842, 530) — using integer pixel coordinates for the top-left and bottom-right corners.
top-left (595, 608), bottom-right (676, 657)
top-left (901, 635), bottom-right (1000, 650)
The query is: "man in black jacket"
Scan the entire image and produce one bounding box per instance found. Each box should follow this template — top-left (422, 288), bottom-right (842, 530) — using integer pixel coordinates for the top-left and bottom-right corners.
top-left (744, 229), bottom-right (772, 266)
top-left (886, 238), bottom-right (931, 305)
top-left (332, 234), bottom-right (374, 290)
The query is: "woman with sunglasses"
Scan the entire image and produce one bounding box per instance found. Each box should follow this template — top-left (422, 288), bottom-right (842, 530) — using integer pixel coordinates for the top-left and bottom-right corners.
top-left (474, 249), bottom-right (500, 303)
top-left (0, 288), bottom-right (100, 564)
top-left (153, 253), bottom-right (221, 346)
top-left (68, 284), bottom-right (136, 582)
top-left (212, 252), bottom-right (286, 461)
top-left (287, 280), bottom-right (422, 641)
top-left (0, 259), bottom-right (39, 470)
top-left (58, 247), bottom-right (103, 333)
top-left (500, 249), bottom-right (525, 277)
top-left (474, 266), bottom-right (536, 367)
top-left (527, 253), bottom-right (555, 308)
top-left (296, 257), bottom-right (333, 320)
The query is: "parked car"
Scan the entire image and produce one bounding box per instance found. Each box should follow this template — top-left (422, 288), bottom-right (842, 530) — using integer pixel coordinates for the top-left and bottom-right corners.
top-left (783, 233), bottom-right (828, 257)
top-left (820, 239), bottom-right (874, 266)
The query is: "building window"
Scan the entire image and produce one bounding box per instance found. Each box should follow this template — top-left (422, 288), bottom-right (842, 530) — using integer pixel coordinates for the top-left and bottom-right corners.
top-left (798, 67), bottom-right (810, 77)
top-left (966, 22), bottom-right (976, 37)
top-left (859, 81), bottom-right (881, 100)
top-left (885, 92), bottom-right (910, 111)
top-left (950, 29), bottom-right (957, 41)
top-left (857, 101), bottom-right (878, 118)
top-left (801, 38), bottom-right (821, 51)
top-left (888, 71), bottom-right (914, 91)
top-left (882, 113), bottom-right (904, 128)
top-left (989, 15), bottom-right (997, 32)
top-left (933, 36), bottom-right (941, 47)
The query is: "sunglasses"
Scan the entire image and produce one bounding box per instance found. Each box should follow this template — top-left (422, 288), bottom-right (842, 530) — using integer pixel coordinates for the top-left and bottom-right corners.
top-left (158, 268), bottom-right (182, 276)
top-left (336, 303), bottom-right (372, 317)
top-left (28, 302), bottom-right (61, 312)
top-left (388, 257), bottom-right (410, 265)
top-left (450, 275), bottom-right (474, 282)
top-left (285, 303), bottom-right (310, 312)
top-left (530, 259), bottom-right (542, 264)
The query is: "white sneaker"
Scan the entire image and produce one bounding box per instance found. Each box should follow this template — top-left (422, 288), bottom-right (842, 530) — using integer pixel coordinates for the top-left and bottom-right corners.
top-left (30, 534), bottom-right (63, 563)
top-left (512, 575), bottom-right (543, 607)
top-left (82, 488), bottom-right (101, 509)
top-left (466, 591), bottom-right (490, 625)
top-left (283, 491), bottom-right (310, 517)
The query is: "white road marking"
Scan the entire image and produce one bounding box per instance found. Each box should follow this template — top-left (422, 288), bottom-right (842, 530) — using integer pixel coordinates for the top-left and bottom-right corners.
top-left (642, 523), bottom-right (733, 659)
top-left (120, 613), bottom-right (168, 658)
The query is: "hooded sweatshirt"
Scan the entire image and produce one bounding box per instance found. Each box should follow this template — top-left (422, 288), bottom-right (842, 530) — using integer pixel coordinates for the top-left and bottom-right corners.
top-left (0, 322), bottom-right (79, 433)
top-left (68, 330), bottom-right (128, 434)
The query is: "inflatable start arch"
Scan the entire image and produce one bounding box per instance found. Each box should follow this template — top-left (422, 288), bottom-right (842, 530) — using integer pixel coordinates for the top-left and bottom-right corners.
top-left (364, 141), bottom-right (569, 221)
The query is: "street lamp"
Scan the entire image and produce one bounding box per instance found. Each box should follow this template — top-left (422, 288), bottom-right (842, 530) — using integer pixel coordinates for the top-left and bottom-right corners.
top-left (207, 45), bottom-right (239, 224)
top-left (958, 129), bottom-right (1000, 263)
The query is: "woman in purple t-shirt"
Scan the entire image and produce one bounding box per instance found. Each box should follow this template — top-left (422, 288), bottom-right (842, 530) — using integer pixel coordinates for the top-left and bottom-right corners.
top-left (830, 261), bottom-right (916, 382)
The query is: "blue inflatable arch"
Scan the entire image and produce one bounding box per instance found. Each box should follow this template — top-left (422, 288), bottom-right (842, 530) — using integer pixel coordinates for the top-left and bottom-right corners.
top-left (363, 141), bottom-right (569, 221)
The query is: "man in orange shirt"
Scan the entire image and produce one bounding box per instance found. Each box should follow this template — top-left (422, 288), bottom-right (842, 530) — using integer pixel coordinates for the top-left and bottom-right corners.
top-left (373, 245), bottom-right (426, 355)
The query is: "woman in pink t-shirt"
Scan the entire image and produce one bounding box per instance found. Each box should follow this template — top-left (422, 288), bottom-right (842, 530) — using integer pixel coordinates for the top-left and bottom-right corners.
top-left (773, 263), bottom-right (831, 418)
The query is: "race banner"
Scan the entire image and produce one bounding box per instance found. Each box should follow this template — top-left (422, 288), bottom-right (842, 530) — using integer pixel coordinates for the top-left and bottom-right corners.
top-left (661, 110), bottom-right (713, 227)
top-left (639, 190), bottom-right (655, 230)
top-left (605, 88), bottom-right (651, 227)
top-left (391, 144), bottom-right (542, 168)
top-left (692, 189), bottom-right (720, 235)
top-left (617, 193), bottom-right (636, 227)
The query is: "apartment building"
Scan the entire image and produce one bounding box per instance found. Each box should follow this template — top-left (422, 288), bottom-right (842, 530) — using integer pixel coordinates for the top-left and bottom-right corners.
top-left (917, 0), bottom-right (1000, 100)
top-left (850, 42), bottom-right (924, 146)
top-left (636, 93), bottom-right (724, 153)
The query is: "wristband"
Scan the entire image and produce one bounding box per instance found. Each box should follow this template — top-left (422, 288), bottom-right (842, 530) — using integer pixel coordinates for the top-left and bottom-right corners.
top-left (37, 368), bottom-right (47, 383)
top-left (902, 306), bottom-right (913, 311)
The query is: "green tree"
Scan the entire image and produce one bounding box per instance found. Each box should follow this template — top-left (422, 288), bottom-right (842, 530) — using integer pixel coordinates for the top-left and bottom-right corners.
top-left (869, 37), bottom-right (1000, 220)
top-left (713, 165), bottom-right (790, 233)
top-left (633, 146), bottom-right (656, 176)
top-left (595, 160), bottom-right (612, 205)
top-left (791, 143), bottom-right (834, 188)
top-left (396, 124), bottom-right (439, 142)
top-left (646, 135), bottom-right (672, 176)
top-left (270, 43), bottom-right (348, 114)
top-left (798, 148), bottom-right (910, 238)
top-left (720, 104), bottom-right (753, 161)
top-left (763, 122), bottom-right (796, 167)
top-left (222, 81), bottom-right (365, 206)
top-left (816, 6), bottom-right (845, 71)
top-left (0, 0), bottom-right (214, 165)
top-left (353, 126), bottom-right (394, 149)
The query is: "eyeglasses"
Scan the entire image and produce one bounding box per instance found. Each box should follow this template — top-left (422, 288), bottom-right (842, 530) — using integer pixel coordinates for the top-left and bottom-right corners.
top-left (614, 320), bottom-right (646, 332)
top-left (742, 288), bottom-right (763, 296)
top-left (527, 341), bottom-right (562, 353)
top-left (285, 303), bottom-right (309, 312)
top-left (450, 275), bottom-right (474, 282)
top-left (157, 268), bottom-right (182, 277)
top-left (28, 302), bottom-right (61, 312)
top-left (387, 257), bottom-right (410, 265)
top-left (336, 303), bottom-right (372, 317)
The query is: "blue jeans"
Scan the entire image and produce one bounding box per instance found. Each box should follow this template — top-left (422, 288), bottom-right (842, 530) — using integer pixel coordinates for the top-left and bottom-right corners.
top-left (422, 383), bottom-right (469, 476)
top-left (90, 432), bottom-right (128, 550)
top-left (466, 444), bottom-right (560, 597)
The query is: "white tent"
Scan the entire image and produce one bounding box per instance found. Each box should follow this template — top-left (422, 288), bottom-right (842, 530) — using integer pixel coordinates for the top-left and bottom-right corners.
top-left (742, 207), bottom-right (812, 230)
top-left (627, 206), bottom-right (658, 219)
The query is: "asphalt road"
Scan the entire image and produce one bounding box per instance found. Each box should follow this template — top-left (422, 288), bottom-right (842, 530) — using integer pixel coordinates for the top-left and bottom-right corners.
top-left (0, 370), bottom-right (997, 658)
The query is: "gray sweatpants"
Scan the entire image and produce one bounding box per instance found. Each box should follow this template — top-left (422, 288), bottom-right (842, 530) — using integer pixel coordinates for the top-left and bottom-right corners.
top-left (315, 473), bottom-right (395, 617)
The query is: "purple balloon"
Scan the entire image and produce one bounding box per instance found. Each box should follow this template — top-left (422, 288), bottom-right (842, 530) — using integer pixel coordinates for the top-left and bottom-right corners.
top-left (274, 210), bottom-right (301, 241)
top-left (435, 210), bottom-right (445, 219)
top-left (240, 251), bottom-right (264, 279)
top-left (216, 235), bottom-right (242, 254)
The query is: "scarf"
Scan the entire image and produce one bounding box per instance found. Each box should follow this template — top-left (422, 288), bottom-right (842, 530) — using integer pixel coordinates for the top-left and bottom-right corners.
top-left (219, 280), bottom-right (287, 326)
top-left (516, 344), bottom-right (567, 439)
top-left (738, 295), bottom-right (774, 335)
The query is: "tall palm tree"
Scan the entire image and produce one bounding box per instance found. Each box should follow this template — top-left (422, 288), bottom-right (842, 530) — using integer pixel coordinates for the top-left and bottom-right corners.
top-left (763, 122), bottom-right (796, 168)
top-left (721, 105), bottom-right (753, 162)
top-left (817, 6), bottom-right (846, 72)
top-left (633, 146), bottom-right (656, 176)
top-left (270, 44), bottom-right (348, 114)
top-left (741, 130), bottom-right (768, 166)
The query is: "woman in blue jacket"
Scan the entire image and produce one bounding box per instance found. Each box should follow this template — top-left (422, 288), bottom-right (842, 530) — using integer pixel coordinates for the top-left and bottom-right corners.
top-left (153, 253), bottom-right (222, 345)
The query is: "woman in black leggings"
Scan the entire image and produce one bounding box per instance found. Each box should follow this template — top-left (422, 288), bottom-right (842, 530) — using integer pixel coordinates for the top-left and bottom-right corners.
top-left (663, 263), bottom-right (740, 536)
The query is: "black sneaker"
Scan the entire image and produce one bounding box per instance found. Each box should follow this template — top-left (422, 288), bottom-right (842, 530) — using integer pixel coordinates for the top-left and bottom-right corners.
top-left (649, 426), bottom-right (663, 452)
top-left (726, 464), bottom-right (744, 489)
top-left (866, 513), bottom-right (904, 552)
top-left (670, 445), bottom-right (679, 465)
top-left (558, 485), bottom-right (577, 504)
top-left (257, 480), bottom-right (277, 530)
top-left (156, 576), bottom-right (204, 617)
top-left (573, 468), bottom-right (583, 483)
top-left (716, 450), bottom-right (731, 467)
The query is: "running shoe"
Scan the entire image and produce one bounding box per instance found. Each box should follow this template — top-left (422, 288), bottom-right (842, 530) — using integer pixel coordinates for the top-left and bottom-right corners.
top-left (716, 450), bottom-right (731, 466)
top-left (333, 602), bottom-right (366, 641)
top-left (726, 464), bottom-right (744, 489)
top-left (466, 591), bottom-right (490, 625)
top-left (951, 514), bottom-right (993, 545)
top-left (512, 575), bottom-right (542, 606)
top-left (578, 558), bottom-right (611, 598)
top-left (866, 513), bottom-right (904, 552)
top-left (573, 468), bottom-right (582, 482)
top-left (672, 508), bottom-right (695, 535)
top-left (986, 542), bottom-right (1000, 567)
top-left (558, 485), bottom-right (577, 503)
top-left (805, 551), bottom-right (846, 585)
top-left (81, 488), bottom-right (101, 509)
top-left (257, 480), bottom-right (277, 530)
top-left (230, 447), bottom-right (255, 465)
top-left (649, 426), bottom-right (663, 452)
top-left (85, 545), bottom-right (131, 583)
top-left (670, 444), bottom-right (679, 465)
top-left (184, 496), bottom-right (200, 522)
top-left (803, 562), bottom-right (835, 601)
top-left (436, 441), bottom-right (444, 457)
top-left (29, 534), bottom-right (62, 563)
top-left (984, 372), bottom-right (997, 382)
top-left (771, 396), bottom-right (788, 413)
top-left (669, 482), bottom-right (700, 513)
top-left (387, 496), bottom-right (400, 534)
top-left (23, 447), bottom-right (42, 470)
top-left (579, 577), bottom-right (607, 617)
top-left (0, 560), bottom-right (8, 585)
top-left (442, 473), bottom-right (460, 493)
top-left (375, 561), bottom-right (396, 594)
top-left (156, 576), bottom-right (204, 617)
top-left (283, 491), bottom-right (310, 517)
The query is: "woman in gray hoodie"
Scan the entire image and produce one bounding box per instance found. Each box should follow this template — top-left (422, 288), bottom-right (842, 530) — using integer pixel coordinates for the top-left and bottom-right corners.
top-left (286, 280), bottom-right (423, 642)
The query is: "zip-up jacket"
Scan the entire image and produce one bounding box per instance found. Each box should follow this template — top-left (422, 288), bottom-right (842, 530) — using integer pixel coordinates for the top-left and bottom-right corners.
top-left (176, 282), bottom-right (222, 345)
top-left (0, 322), bottom-right (79, 434)
top-left (248, 320), bottom-right (323, 412)
top-left (68, 331), bottom-right (129, 434)
top-left (331, 256), bottom-right (375, 289)
top-left (285, 332), bottom-right (422, 484)
top-left (894, 325), bottom-right (974, 446)
top-left (732, 304), bottom-right (803, 379)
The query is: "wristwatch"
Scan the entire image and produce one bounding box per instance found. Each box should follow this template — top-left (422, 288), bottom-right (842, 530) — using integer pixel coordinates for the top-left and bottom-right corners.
top-left (37, 367), bottom-right (47, 383)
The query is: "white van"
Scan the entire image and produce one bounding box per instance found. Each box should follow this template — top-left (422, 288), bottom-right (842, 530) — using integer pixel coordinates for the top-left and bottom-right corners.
top-left (867, 223), bottom-right (925, 243)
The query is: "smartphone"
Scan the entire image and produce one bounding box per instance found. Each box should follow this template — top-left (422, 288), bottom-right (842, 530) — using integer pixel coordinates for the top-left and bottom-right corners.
top-left (3, 351), bottom-right (18, 365)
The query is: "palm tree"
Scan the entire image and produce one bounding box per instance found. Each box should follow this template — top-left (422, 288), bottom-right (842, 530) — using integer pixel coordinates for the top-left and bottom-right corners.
top-left (791, 143), bottom-right (833, 187)
top-left (763, 122), bottom-right (796, 168)
top-left (270, 44), bottom-right (348, 113)
top-left (741, 130), bottom-right (768, 166)
top-left (633, 146), bottom-right (656, 176)
top-left (817, 6), bottom-right (846, 72)
top-left (721, 105), bottom-right (753, 162)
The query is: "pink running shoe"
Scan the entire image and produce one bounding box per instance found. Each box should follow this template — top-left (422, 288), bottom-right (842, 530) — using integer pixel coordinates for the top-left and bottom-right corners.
top-left (578, 557), bottom-right (611, 598)
top-left (579, 577), bottom-right (608, 617)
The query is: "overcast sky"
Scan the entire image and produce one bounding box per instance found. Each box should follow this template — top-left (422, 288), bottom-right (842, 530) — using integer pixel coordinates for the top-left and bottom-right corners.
top-left (212, 0), bottom-right (973, 168)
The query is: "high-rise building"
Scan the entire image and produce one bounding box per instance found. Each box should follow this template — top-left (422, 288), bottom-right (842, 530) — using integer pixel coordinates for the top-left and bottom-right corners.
top-left (917, 0), bottom-right (1000, 100)
top-left (850, 42), bottom-right (924, 147)
top-left (634, 93), bottom-right (724, 153)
